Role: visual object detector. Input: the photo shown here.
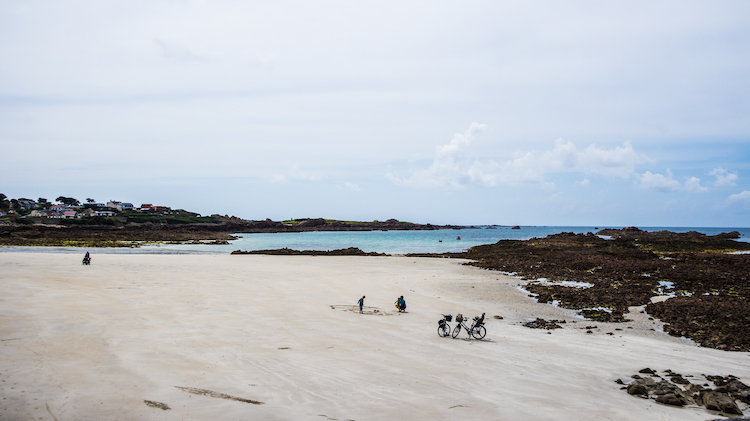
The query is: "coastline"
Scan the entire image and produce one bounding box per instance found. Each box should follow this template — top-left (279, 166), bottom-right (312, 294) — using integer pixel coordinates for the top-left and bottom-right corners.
top-left (1, 252), bottom-right (748, 419)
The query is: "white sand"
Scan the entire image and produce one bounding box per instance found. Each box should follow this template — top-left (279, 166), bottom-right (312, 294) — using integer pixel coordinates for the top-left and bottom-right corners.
top-left (1, 252), bottom-right (748, 420)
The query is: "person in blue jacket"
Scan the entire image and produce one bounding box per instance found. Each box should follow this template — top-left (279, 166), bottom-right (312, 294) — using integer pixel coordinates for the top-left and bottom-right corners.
top-left (358, 295), bottom-right (365, 313)
top-left (395, 296), bottom-right (406, 312)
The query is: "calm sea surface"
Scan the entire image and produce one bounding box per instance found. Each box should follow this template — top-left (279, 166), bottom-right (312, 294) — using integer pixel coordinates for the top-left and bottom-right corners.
top-left (2, 226), bottom-right (748, 255)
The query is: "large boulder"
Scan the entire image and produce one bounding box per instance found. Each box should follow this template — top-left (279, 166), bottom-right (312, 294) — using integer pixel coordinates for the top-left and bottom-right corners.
top-left (701, 391), bottom-right (743, 415)
top-left (627, 378), bottom-right (655, 398)
top-left (655, 390), bottom-right (693, 407)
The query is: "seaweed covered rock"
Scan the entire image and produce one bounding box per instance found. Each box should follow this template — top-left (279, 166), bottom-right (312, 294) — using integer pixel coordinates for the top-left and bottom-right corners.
top-left (621, 371), bottom-right (746, 416)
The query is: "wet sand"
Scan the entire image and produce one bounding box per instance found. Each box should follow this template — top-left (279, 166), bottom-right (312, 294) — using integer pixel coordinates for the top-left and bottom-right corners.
top-left (1, 253), bottom-right (748, 420)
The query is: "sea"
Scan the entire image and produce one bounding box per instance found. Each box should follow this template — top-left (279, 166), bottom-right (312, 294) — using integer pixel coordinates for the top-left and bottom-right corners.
top-left (2, 226), bottom-right (749, 255)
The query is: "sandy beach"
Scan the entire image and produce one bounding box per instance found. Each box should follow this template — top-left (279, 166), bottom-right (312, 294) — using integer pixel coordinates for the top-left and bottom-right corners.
top-left (1, 252), bottom-right (748, 420)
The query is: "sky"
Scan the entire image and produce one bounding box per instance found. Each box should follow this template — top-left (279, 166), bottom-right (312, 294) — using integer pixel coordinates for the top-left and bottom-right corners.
top-left (1, 1), bottom-right (749, 227)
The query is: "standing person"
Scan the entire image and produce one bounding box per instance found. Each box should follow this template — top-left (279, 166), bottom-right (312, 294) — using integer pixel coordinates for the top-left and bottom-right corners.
top-left (358, 295), bottom-right (365, 313)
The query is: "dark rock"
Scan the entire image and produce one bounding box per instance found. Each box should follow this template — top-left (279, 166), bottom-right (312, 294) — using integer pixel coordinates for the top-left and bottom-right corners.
top-left (521, 318), bottom-right (563, 329)
top-left (627, 380), bottom-right (650, 398)
top-left (670, 375), bottom-right (691, 385)
top-left (639, 368), bottom-right (656, 375)
top-left (702, 391), bottom-right (743, 415)
top-left (727, 379), bottom-right (750, 393)
top-left (232, 247), bottom-right (385, 256)
top-left (655, 393), bottom-right (686, 406)
top-left (685, 383), bottom-right (705, 394)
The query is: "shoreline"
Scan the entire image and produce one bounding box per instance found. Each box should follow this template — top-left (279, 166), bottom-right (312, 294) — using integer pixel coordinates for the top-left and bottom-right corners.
top-left (1, 252), bottom-right (748, 420)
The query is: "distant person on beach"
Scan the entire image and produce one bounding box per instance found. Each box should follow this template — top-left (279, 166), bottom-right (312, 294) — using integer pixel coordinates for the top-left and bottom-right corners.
top-left (358, 295), bottom-right (365, 313)
top-left (85, 251), bottom-right (90, 259)
top-left (395, 296), bottom-right (406, 312)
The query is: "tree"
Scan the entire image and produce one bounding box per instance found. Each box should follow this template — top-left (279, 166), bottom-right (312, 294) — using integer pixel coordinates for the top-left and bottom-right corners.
top-left (0, 194), bottom-right (9, 212)
top-left (38, 198), bottom-right (48, 204)
top-left (56, 196), bottom-right (80, 206)
top-left (86, 198), bottom-right (95, 203)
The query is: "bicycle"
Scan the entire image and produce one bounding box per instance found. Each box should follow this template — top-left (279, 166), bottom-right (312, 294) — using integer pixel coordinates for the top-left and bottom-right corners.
top-left (437, 314), bottom-right (452, 337)
top-left (451, 313), bottom-right (486, 339)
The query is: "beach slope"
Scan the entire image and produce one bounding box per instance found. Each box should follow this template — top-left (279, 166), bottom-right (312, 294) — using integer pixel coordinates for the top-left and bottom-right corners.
top-left (1, 253), bottom-right (747, 420)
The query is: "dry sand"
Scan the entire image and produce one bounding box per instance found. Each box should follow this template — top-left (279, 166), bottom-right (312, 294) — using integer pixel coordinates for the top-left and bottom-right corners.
top-left (1, 252), bottom-right (748, 420)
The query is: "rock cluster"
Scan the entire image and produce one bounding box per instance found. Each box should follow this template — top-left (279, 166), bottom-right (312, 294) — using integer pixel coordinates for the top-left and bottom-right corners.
top-left (521, 318), bottom-right (565, 329)
top-left (420, 228), bottom-right (750, 351)
top-left (620, 369), bottom-right (748, 416)
top-left (231, 247), bottom-right (385, 256)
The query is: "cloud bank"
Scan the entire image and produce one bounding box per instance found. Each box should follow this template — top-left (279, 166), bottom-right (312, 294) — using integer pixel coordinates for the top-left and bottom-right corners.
top-left (390, 124), bottom-right (649, 189)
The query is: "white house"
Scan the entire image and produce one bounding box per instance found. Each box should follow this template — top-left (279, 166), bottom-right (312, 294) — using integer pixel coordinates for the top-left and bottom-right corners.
top-left (83, 209), bottom-right (115, 218)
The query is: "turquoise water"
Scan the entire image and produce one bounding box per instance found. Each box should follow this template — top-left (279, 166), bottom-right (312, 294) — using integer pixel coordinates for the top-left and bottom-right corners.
top-left (4, 226), bottom-right (746, 255)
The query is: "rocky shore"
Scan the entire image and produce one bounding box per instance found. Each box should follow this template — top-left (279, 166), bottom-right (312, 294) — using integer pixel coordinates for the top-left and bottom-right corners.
top-left (620, 369), bottom-right (749, 416)
top-left (231, 247), bottom-right (385, 256)
top-left (409, 227), bottom-right (750, 351)
top-left (0, 218), bottom-right (465, 247)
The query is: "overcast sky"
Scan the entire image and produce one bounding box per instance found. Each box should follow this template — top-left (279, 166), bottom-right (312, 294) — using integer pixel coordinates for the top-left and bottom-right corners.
top-left (2, 1), bottom-right (749, 226)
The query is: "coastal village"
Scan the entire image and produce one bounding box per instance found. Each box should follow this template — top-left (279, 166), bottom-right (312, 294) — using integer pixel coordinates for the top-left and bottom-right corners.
top-left (0, 194), bottom-right (179, 221)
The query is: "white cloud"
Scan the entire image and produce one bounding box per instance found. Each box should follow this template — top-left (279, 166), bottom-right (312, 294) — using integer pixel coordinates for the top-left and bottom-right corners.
top-left (338, 182), bottom-right (361, 191)
top-left (390, 127), bottom-right (647, 189)
top-left (638, 170), bottom-right (682, 192)
top-left (728, 190), bottom-right (750, 203)
top-left (266, 165), bottom-right (321, 185)
top-left (710, 168), bottom-right (738, 186)
top-left (684, 176), bottom-right (708, 193)
top-left (577, 178), bottom-right (590, 186)
top-left (638, 171), bottom-right (708, 193)
top-left (266, 174), bottom-right (288, 184)
top-left (388, 122), bottom-right (488, 188)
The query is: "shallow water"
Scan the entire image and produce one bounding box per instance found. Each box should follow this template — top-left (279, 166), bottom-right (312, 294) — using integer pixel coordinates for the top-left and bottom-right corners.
top-left (2, 225), bottom-right (748, 255)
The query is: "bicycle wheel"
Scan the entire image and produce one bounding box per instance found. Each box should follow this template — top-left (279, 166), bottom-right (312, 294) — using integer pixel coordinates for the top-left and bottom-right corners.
top-left (437, 323), bottom-right (449, 337)
top-left (451, 324), bottom-right (461, 338)
top-left (472, 325), bottom-right (486, 339)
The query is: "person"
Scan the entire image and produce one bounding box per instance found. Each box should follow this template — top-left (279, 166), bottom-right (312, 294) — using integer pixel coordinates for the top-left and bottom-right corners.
top-left (358, 295), bottom-right (365, 313)
top-left (83, 251), bottom-right (91, 265)
top-left (394, 296), bottom-right (406, 312)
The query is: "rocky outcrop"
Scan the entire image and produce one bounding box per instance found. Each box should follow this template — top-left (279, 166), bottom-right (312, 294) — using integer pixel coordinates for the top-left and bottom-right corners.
top-left (231, 247), bottom-right (386, 256)
top-left (621, 370), bottom-right (746, 415)
top-left (646, 296), bottom-right (750, 352)
top-left (415, 229), bottom-right (750, 350)
top-left (521, 318), bottom-right (564, 329)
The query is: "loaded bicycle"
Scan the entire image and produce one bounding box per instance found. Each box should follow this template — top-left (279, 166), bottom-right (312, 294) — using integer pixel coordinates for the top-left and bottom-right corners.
top-left (437, 314), bottom-right (452, 337)
top-left (451, 313), bottom-right (486, 339)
